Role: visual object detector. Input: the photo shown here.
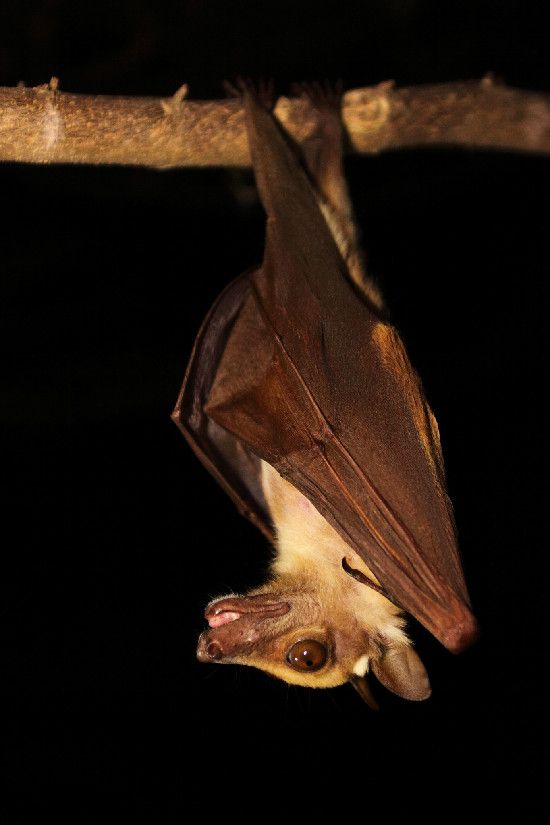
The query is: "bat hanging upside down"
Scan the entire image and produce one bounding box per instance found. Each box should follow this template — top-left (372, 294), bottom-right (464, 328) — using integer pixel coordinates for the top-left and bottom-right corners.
top-left (172, 82), bottom-right (478, 707)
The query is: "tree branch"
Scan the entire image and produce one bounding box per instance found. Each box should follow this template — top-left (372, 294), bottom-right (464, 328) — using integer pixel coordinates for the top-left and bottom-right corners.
top-left (1, 78), bottom-right (549, 168)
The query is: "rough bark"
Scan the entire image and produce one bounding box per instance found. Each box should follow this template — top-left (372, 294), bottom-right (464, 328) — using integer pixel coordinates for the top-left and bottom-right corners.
top-left (0, 78), bottom-right (549, 168)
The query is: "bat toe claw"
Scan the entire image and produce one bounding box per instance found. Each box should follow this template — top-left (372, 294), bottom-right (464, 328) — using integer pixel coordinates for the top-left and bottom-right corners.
top-left (291, 79), bottom-right (344, 110)
top-left (223, 77), bottom-right (275, 110)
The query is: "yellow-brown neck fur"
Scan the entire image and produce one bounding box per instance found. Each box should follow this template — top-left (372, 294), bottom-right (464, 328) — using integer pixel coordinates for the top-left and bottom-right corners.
top-left (261, 460), bottom-right (408, 652)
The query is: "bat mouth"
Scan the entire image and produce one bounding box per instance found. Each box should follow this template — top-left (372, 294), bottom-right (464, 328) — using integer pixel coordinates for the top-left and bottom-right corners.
top-left (205, 594), bottom-right (291, 627)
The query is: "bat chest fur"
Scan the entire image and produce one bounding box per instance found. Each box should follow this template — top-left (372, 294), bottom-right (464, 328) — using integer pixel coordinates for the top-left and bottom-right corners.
top-left (260, 461), bottom-right (407, 645)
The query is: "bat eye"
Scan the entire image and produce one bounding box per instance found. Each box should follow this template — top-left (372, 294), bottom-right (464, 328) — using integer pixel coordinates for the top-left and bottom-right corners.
top-left (286, 639), bottom-right (328, 672)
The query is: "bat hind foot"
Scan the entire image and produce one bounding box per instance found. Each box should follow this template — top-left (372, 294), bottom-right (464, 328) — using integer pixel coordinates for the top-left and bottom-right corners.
top-left (291, 80), bottom-right (344, 110)
top-left (291, 80), bottom-right (345, 139)
top-left (223, 77), bottom-right (275, 111)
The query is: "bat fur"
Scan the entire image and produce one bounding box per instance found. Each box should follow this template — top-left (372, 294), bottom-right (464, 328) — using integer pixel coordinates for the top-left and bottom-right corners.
top-left (194, 85), bottom-right (433, 703)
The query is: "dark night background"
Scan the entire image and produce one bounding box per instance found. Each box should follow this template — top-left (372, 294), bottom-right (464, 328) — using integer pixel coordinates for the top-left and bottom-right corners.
top-left (1, 0), bottom-right (548, 817)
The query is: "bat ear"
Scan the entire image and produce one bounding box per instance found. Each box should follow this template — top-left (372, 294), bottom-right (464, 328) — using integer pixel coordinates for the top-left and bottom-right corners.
top-left (371, 646), bottom-right (431, 701)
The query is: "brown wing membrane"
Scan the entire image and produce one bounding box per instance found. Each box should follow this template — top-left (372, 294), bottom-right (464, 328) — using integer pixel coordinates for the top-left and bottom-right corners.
top-left (173, 91), bottom-right (478, 653)
top-left (171, 273), bottom-right (274, 541)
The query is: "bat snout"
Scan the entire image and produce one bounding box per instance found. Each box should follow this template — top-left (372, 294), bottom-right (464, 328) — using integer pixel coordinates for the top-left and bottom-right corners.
top-left (197, 594), bottom-right (292, 663)
top-left (197, 632), bottom-right (225, 662)
top-left (196, 622), bottom-right (258, 663)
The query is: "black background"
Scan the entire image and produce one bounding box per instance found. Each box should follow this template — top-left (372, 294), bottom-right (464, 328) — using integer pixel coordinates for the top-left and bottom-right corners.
top-left (1, 1), bottom-right (548, 818)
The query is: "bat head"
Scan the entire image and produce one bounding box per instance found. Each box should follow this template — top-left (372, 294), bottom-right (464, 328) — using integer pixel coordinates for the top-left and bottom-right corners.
top-left (196, 579), bottom-right (431, 704)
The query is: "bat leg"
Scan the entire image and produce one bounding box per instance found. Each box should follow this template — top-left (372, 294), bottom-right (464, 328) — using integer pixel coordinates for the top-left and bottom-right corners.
top-left (292, 81), bottom-right (384, 310)
top-left (291, 81), bottom-right (348, 213)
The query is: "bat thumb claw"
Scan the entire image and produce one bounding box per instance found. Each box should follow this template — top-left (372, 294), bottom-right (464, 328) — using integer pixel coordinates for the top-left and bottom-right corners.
top-left (350, 674), bottom-right (380, 711)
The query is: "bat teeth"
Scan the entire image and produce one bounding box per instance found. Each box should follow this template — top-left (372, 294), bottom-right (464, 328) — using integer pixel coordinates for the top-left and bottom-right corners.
top-left (207, 610), bottom-right (241, 628)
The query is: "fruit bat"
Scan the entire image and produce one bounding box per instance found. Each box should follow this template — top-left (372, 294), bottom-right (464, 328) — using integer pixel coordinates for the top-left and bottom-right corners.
top-left (172, 83), bottom-right (478, 706)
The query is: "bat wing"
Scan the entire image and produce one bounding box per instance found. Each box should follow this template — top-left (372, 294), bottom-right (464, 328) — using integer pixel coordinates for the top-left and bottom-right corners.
top-left (172, 271), bottom-right (274, 542)
top-left (173, 93), bottom-right (478, 653)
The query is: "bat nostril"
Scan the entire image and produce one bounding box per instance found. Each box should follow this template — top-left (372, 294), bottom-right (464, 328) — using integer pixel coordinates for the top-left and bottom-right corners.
top-left (206, 640), bottom-right (224, 660)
